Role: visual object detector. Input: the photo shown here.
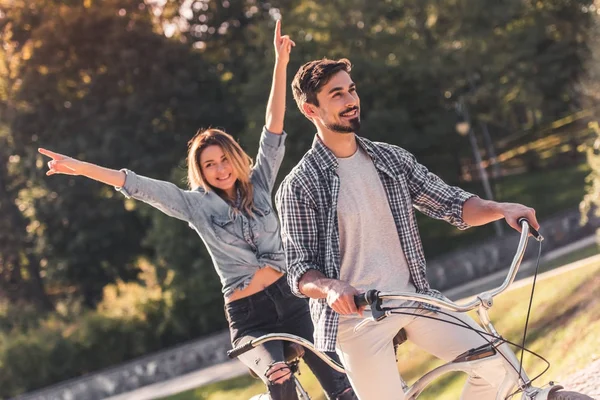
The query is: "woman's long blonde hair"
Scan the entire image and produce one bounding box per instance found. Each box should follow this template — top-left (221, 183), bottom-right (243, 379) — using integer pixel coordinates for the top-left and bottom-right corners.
top-left (187, 128), bottom-right (255, 215)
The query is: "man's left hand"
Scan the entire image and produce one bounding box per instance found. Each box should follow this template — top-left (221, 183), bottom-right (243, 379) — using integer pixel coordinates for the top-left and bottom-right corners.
top-left (498, 202), bottom-right (540, 233)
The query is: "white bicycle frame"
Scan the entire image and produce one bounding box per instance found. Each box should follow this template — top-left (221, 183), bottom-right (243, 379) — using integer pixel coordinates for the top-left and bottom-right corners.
top-left (230, 221), bottom-right (564, 400)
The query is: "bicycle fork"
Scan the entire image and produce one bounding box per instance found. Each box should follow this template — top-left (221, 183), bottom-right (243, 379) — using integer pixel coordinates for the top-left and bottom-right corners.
top-left (294, 374), bottom-right (311, 400)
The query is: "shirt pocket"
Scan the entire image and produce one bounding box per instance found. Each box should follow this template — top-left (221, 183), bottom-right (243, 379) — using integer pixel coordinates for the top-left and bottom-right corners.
top-left (210, 214), bottom-right (244, 245)
top-left (252, 206), bottom-right (279, 234)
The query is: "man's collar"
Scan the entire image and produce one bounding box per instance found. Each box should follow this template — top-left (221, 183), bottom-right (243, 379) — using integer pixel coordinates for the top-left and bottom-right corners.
top-left (310, 134), bottom-right (379, 169)
top-left (311, 134), bottom-right (339, 171)
top-left (310, 134), bottom-right (398, 180)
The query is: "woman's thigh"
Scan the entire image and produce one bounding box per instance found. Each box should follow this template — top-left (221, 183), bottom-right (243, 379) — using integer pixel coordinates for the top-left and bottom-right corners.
top-left (235, 331), bottom-right (287, 385)
top-left (278, 294), bottom-right (354, 398)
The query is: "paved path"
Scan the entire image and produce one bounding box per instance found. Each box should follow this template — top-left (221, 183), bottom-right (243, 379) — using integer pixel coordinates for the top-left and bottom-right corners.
top-left (561, 358), bottom-right (600, 399)
top-left (106, 360), bottom-right (248, 400)
top-left (109, 239), bottom-right (600, 400)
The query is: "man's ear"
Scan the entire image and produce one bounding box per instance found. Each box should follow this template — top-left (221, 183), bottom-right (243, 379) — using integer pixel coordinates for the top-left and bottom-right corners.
top-left (302, 102), bottom-right (317, 118)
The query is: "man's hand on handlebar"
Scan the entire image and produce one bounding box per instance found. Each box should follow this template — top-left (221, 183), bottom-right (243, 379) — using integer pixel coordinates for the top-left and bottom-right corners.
top-left (326, 280), bottom-right (365, 316)
top-left (498, 203), bottom-right (540, 233)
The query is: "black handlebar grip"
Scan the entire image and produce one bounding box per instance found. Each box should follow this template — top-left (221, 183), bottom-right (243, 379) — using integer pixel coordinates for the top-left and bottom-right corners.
top-left (354, 293), bottom-right (369, 308)
top-left (227, 340), bottom-right (255, 359)
top-left (517, 217), bottom-right (541, 240)
top-left (354, 289), bottom-right (379, 308)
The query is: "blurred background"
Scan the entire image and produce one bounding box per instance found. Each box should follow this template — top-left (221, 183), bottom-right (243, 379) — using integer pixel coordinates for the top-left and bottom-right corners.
top-left (1, 0), bottom-right (600, 398)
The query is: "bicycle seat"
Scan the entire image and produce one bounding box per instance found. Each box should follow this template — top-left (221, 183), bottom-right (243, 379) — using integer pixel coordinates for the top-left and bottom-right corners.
top-left (248, 342), bottom-right (305, 379)
top-left (283, 342), bottom-right (306, 361)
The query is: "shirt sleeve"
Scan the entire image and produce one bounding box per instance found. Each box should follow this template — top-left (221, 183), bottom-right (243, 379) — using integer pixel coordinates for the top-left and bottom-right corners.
top-left (400, 149), bottom-right (476, 230)
top-left (275, 177), bottom-right (321, 298)
top-left (252, 126), bottom-right (287, 193)
top-left (116, 169), bottom-right (201, 223)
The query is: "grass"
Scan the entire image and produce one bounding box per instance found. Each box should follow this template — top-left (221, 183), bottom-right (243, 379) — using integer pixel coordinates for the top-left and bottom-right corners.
top-left (160, 252), bottom-right (600, 400)
top-left (539, 242), bottom-right (600, 273)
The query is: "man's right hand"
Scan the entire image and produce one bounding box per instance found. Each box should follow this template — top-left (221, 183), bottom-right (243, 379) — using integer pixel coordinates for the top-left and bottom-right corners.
top-left (326, 280), bottom-right (363, 316)
top-left (297, 270), bottom-right (365, 316)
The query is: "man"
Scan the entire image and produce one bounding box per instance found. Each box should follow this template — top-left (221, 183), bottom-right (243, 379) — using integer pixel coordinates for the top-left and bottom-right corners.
top-left (275, 58), bottom-right (539, 399)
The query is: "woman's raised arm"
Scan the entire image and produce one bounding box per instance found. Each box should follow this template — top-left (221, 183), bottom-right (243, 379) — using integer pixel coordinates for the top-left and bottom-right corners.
top-left (265, 19), bottom-right (295, 134)
top-left (252, 20), bottom-right (294, 193)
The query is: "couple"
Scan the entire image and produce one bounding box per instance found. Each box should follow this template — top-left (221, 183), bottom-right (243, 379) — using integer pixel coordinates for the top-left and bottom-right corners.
top-left (41, 20), bottom-right (539, 400)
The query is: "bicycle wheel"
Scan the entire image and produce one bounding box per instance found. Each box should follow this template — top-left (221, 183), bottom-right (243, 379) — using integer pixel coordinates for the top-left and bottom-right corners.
top-left (547, 390), bottom-right (595, 400)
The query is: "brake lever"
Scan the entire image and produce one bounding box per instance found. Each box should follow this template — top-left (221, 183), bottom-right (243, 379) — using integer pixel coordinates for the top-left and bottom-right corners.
top-left (517, 217), bottom-right (544, 242)
top-left (353, 308), bottom-right (393, 333)
top-left (352, 296), bottom-right (389, 333)
top-left (353, 315), bottom-right (375, 333)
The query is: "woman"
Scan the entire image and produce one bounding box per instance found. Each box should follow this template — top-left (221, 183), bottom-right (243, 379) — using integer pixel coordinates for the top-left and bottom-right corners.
top-left (39, 20), bottom-right (355, 400)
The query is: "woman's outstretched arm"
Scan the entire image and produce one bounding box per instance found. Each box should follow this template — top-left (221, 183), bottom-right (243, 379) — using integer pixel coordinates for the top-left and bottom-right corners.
top-left (40, 148), bottom-right (126, 186)
top-left (39, 148), bottom-right (199, 222)
top-left (265, 19), bottom-right (295, 134)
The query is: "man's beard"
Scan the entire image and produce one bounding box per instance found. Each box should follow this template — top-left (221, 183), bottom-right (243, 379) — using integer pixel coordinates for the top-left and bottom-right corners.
top-left (325, 117), bottom-right (361, 134)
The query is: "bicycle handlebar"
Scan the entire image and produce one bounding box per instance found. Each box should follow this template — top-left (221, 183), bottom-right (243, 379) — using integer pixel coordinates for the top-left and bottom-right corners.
top-left (227, 340), bottom-right (255, 359)
top-left (354, 289), bottom-right (378, 308)
top-left (354, 218), bottom-right (541, 312)
top-left (517, 217), bottom-right (542, 241)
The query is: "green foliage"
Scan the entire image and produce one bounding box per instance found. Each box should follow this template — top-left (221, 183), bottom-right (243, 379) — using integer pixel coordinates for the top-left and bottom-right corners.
top-left (0, 299), bottom-right (43, 334)
top-left (0, 311), bottom-right (154, 398)
top-left (0, 125), bottom-right (53, 311)
top-left (579, 4), bottom-right (600, 225)
top-left (70, 313), bottom-right (155, 368)
top-left (581, 123), bottom-right (600, 224)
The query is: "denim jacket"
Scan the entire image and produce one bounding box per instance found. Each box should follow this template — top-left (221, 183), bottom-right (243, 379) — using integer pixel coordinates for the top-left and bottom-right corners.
top-left (117, 127), bottom-right (287, 297)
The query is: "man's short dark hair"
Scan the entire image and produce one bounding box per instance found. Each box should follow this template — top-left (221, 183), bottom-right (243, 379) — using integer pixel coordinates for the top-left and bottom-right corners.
top-left (292, 58), bottom-right (352, 115)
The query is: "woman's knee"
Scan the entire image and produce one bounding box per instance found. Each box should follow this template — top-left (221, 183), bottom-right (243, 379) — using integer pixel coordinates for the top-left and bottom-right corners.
top-left (265, 362), bottom-right (298, 400)
top-left (265, 362), bottom-right (293, 384)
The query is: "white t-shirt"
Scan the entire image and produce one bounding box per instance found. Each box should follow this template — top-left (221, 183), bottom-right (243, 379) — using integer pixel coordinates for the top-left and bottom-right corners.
top-left (336, 146), bottom-right (416, 307)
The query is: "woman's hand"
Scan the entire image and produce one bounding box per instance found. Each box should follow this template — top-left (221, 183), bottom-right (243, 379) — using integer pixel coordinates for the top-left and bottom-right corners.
top-left (265, 18), bottom-right (294, 134)
top-left (38, 148), bottom-right (126, 186)
top-left (273, 19), bottom-right (295, 64)
top-left (39, 148), bottom-right (83, 176)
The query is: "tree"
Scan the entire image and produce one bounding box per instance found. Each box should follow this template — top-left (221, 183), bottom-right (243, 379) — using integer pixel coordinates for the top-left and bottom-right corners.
top-left (0, 129), bottom-right (54, 311)
top-left (2, 0), bottom-right (237, 306)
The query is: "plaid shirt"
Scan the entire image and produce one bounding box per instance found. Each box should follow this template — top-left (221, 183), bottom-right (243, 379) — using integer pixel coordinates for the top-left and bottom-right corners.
top-left (275, 135), bottom-right (475, 351)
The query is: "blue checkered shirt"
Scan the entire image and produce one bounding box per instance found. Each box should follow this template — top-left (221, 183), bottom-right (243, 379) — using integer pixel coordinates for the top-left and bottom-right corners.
top-left (275, 135), bottom-right (475, 351)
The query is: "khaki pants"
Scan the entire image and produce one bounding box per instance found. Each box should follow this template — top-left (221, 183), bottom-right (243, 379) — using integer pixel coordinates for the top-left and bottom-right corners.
top-left (335, 307), bottom-right (516, 400)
